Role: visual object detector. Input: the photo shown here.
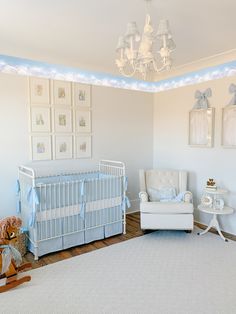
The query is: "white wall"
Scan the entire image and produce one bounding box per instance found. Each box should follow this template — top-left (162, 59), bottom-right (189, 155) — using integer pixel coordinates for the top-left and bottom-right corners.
top-left (154, 76), bottom-right (236, 234)
top-left (0, 73), bottom-right (153, 218)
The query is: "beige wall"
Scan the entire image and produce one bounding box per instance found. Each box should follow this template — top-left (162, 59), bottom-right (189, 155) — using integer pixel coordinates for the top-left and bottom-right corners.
top-left (2, 66), bottom-right (236, 234)
top-left (154, 76), bottom-right (236, 234)
top-left (0, 73), bottom-right (153, 217)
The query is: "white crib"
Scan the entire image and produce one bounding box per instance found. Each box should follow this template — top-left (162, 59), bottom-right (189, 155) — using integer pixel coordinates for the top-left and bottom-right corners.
top-left (18, 160), bottom-right (127, 260)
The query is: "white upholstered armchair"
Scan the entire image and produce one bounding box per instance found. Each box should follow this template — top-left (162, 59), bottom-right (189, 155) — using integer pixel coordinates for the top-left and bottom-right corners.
top-left (139, 169), bottom-right (194, 231)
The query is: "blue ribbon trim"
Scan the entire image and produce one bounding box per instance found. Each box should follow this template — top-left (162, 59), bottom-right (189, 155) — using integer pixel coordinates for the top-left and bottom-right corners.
top-left (16, 180), bottom-right (21, 214)
top-left (16, 180), bottom-right (20, 194)
top-left (122, 196), bottom-right (131, 211)
top-left (80, 180), bottom-right (86, 219)
top-left (27, 187), bottom-right (40, 227)
top-left (121, 177), bottom-right (130, 211)
top-left (16, 201), bottom-right (21, 214)
top-left (80, 202), bottom-right (86, 220)
top-left (124, 176), bottom-right (128, 192)
top-left (194, 88), bottom-right (212, 109)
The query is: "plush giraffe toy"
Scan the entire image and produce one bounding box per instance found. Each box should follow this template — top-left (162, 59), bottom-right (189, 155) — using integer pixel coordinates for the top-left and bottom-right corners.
top-left (0, 216), bottom-right (31, 293)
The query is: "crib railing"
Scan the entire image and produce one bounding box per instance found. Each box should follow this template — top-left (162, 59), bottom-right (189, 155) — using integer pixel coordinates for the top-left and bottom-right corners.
top-left (18, 160), bottom-right (127, 260)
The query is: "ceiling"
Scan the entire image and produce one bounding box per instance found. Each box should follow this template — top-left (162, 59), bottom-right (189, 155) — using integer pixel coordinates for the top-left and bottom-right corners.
top-left (0, 0), bottom-right (235, 78)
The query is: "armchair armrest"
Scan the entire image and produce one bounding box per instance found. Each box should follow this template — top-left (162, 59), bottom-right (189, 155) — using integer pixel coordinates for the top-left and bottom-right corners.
top-left (139, 191), bottom-right (148, 202)
top-left (183, 191), bottom-right (192, 203)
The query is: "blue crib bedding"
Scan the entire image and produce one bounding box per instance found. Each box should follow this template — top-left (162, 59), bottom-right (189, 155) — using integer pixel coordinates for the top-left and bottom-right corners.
top-left (35, 171), bottom-right (101, 185)
top-left (22, 173), bottom-right (122, 210)
top-left (35, 205), bottom-right (122, 241)
top-left (28, 205), bottom-right (123, 257)
top-left (18, 168), bottom-right (128, 258)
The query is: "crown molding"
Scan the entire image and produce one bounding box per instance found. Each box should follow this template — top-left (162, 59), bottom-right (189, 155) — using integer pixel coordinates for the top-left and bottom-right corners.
top-left (0, 53), bottom-right (236, 93)
top-left (155, 49), bottom-right (236, 82)
top-left (0, 54), bottom-right (156, 93)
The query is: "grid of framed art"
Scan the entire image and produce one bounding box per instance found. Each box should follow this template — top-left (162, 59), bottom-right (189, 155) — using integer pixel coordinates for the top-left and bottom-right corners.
top-left (29, 77), bottom-right (92, 161)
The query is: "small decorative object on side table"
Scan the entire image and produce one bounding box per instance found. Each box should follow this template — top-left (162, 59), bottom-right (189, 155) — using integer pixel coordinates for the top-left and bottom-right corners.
top-left (206, 178), bottom-right (217, 191)
top-left (198, 186), bottom-right (234, 242)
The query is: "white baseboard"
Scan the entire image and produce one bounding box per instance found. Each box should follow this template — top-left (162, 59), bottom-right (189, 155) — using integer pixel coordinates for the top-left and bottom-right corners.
top-left (127, 209), bottom-right (140, 214)
top-left (126, 198), bottom-right (139, 214)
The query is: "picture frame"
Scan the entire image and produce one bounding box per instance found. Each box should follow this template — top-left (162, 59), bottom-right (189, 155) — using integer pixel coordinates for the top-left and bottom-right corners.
top-left (54, 135), bottom-right (73, 160)
top-left (53, 80), bottom-right (71, 105)
top-left (74, 83), bottom-right (91, 107)
top-left (222, 105), bottom-right (236, 147)
top-left (54, 108), bottom-right (72, 133)
top-left (189, 108), bottom-right (214, 147)
top-left (201, 195), bottom-right (213, 207)
top-left (214, 198), bottom-right (224, 210)
top-left (75, 110), bottom-right (91, 133)
top-left (30, 107), bottom-right (51, 132)
top-left (31, 136), bottom-right (52, 161)
top-left (75, 135), bottom-right (92, 158)
top-left (29, 77), bottom-right (50, 105)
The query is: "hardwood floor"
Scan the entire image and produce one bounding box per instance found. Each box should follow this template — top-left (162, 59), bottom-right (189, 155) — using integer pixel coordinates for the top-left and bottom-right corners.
top-left (22, 213), bottom-right (236, 270)
top-left (23, 212), bottom-right (144, 269)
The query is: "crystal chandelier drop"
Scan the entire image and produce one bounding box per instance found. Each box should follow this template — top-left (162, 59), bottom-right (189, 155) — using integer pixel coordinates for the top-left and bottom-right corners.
top-left (115, 0), bottom-right (176, 80)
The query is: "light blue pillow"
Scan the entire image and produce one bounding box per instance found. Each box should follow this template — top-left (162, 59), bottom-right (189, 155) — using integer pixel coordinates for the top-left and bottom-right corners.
top-left (147, 187), bottom-right (176, 202)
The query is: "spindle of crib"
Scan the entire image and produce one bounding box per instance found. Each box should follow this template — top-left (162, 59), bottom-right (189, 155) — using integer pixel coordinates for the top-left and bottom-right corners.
top-left (32, 172), bottom-right (39, 260)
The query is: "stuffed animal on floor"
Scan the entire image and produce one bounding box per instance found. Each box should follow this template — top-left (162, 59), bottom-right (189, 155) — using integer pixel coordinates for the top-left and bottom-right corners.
top-left (0, 216), bottom-right (31, 293)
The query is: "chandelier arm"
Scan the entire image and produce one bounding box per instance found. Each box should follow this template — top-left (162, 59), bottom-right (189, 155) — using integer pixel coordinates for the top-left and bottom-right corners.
top-left (119, 67), bottom-right (137, 78)
top-left (152, 60), bottom-right (167, 73)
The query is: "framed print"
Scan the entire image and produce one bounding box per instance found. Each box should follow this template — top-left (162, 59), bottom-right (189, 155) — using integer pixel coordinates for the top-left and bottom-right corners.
top-left (54, 108), bottom-right (72, 133)
top-left (30, 107), bottom-right (51, 132)
top-left (53, 80), bottom-right (71, 105)
top-left (189, 108), bottom-right (214, 147)
top-left (75, 136), bottom-right (92, 158)
top-left (31, 136), bottom-right (52, 161)
top-left (30, 77), bottom-right (50, 104)
top-left (222, 106), bottom-right (236, 147)
top-left (75, 110), bottom-right (91, 133)
top-left (74, 83), bottom-right (91, 107)
top-left (55, 135), bottom-right (73, 159)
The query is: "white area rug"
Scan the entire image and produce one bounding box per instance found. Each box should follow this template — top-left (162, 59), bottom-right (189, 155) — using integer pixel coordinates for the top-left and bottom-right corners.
top-left (1, 228), bottom-right (236, 314)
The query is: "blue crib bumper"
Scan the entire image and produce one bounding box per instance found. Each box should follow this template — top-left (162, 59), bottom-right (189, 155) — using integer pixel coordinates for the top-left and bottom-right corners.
top-left (16, 173), bottom-right (130, 227)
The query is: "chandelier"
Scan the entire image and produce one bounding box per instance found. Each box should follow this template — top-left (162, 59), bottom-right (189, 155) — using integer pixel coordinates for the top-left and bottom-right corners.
top-left (115, 0), bottom-right (176, 80)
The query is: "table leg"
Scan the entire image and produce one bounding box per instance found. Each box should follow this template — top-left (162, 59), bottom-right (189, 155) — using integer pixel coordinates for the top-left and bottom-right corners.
top-left (197, 218), bottom-right (214, 236)
top-left (214, 216), bottom-right (228, 242)
top-left (198, 214), bottom-right (228, 242)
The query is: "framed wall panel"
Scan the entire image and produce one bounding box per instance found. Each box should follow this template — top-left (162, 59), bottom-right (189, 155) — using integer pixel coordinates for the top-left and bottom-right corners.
top-left (189, 108), bottom-right (214, 147)
top-left (222, 105), bottom-right (236, 147)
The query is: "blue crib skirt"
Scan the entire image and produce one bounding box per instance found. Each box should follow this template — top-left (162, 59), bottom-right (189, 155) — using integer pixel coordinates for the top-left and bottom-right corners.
top-left (28, 205), bottom-right (123, 258)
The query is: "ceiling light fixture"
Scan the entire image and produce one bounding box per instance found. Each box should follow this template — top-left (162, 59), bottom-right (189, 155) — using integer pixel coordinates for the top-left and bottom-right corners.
top-left (115, 0), bottom-right (176, 80)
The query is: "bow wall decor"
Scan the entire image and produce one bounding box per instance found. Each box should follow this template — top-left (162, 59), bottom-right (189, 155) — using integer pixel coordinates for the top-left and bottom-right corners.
top-left (193, 88), bottom-right (212, 109)
top-left (228, 84), bottom-right (236, 105)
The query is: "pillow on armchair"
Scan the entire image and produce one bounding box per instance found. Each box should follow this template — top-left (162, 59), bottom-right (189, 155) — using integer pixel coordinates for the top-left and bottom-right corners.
top-left (147, 187), bottom-right (176, 202)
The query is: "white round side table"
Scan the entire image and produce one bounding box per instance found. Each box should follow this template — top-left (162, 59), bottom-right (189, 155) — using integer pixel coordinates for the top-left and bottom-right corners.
top-left (197, 205), bottom-right (234, 242)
